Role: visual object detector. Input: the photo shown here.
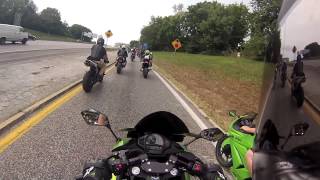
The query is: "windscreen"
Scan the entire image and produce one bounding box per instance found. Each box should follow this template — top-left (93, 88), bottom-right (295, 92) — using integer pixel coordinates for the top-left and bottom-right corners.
top-left (127, 111), bottom-right (190, 142)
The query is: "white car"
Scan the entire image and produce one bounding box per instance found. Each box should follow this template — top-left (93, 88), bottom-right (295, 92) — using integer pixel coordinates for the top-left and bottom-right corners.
top-left (0, 24), bottom-right (29, 45)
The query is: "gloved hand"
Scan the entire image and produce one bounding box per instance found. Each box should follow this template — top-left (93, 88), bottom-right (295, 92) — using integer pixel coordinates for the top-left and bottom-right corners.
top-left (202, 163), bottom-right (226, 180)
top-left (87, 56), bottom-right (94, 60)
top-left (103, 56), bottom-right (109, 64)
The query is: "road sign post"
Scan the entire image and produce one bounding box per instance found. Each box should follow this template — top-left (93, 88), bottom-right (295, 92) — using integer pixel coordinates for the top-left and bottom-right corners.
top-left (171, 39), bottom-right (182, 55)
top-left (105, 30), bottom-right (113, 38)
top-left (105, 30), bottom-right (113, 45)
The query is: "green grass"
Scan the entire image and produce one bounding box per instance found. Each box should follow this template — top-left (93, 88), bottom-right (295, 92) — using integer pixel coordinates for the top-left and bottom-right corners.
top-left (154, 52), bottom-right (267, 130)
top-left (154, 52), bottom-right (265, 84)
top-left (25, 28), bottom-right (78, 42)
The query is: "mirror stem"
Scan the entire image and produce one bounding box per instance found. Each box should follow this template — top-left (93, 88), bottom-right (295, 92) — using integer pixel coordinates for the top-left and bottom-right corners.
top-left (106, 124), bottom-right (120, 141)
top-left (184, 137), bottom-right (199, 147)
top-left (281, 134), bottom-right (292, 150)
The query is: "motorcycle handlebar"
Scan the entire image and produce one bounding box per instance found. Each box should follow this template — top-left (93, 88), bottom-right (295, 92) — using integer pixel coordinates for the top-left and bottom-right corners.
top-left (78, 153), bottom-right (224, 180)
top-left (108, 152), bottom-right (209, 178)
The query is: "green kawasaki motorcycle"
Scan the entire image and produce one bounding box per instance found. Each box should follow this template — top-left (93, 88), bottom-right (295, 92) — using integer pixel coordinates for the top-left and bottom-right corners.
top-left (215, 111), bottom-right (257, 180)
top-left (77, 109), bottom-right (227, 180)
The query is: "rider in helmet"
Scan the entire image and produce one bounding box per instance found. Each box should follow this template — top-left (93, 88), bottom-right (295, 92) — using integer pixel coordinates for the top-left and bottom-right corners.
top-left (87, 38), bottom-right (109, 80)
top-left (291, 52), bottom-right (304, 78)
top-left (131, 47), bottom-right (136, 56)
top-left (141, 49), bottom-right (153, 70)
top-left (116, 45), bottom-right (128, 66)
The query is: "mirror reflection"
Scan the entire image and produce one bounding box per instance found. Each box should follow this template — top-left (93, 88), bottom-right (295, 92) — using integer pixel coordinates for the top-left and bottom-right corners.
top-left (81, 109), bottom-right (108, 126)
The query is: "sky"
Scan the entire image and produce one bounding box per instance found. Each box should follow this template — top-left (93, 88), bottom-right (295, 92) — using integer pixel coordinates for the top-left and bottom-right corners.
top-left (32, 0), bottom-right (250, 45)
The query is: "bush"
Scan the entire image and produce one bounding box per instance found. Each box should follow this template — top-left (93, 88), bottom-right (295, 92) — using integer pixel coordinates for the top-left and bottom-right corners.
top-left (242, 34), bottom-right (266, 60)
top-left (304, 42), bottom-right (320, 58)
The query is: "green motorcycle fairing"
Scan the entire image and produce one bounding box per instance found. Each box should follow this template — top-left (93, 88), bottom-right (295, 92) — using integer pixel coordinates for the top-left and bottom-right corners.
top-left (221, 115), bottom-right (255, 180)
top-left (112, 138), bottom-right (130, 150)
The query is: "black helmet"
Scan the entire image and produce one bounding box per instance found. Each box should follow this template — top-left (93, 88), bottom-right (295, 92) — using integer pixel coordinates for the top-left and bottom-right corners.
top-left (97, 38), bottom-right (104, 46)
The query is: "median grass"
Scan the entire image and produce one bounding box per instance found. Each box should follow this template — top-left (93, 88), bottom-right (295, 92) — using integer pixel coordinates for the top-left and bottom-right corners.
top-left (25, 28), bottom-right (78, 42)
top-left (154, 52), bottom-right (265, 130)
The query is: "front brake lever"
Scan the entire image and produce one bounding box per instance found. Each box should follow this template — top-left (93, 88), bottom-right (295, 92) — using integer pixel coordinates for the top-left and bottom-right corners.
top-left (184, 137), bottom-right (200, 147)
top-left (74, 175), bottom-right (83, 180)
top-left (174, 133), bottom-right (201, 147)
top-left (174, 133), bottom-right (200, 138)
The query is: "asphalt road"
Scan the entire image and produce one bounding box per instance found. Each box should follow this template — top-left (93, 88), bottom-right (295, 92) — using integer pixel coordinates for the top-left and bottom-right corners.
top-left (0, 46), bottom-right (117, 121)
top-left (0, 57), bottom-right (220, 179)
top-left (0, 40), bottom-right (92, 54)
top-left (0, 48), bottom-right (90, 64)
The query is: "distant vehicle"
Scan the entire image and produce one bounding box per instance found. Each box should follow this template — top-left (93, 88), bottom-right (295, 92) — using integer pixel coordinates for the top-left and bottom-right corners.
top-left (28, 33), bottom-right (38, 41)
top-left (0, 24), bottom-right (29, 45)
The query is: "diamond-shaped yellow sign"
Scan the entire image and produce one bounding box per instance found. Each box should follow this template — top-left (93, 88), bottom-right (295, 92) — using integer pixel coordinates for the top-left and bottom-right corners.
top-left (105, 30), bottom-right (113, 38)
top-left (171, 39), bottom-right (182, 50)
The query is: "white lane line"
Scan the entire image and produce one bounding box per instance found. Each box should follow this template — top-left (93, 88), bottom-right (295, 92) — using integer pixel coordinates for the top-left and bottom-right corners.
top-left (153, 71), bottom-right (208, 130)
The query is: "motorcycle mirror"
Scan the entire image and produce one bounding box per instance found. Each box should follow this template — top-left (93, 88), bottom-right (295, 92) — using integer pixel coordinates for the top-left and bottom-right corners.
top-left (281, 122), bottom-right (309, 150)
top-left (228, 110), bottom-right (237, 117)
top-left (81, 109), bottom-right (109, 126)
top-left (292, 122), bottom-right (309, 136)
top-left (200, 128), bottom-right (224, 142)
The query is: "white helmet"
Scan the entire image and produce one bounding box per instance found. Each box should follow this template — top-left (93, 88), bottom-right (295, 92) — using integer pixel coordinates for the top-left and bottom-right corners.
top-left (121, 45), bottom-right (126, 49)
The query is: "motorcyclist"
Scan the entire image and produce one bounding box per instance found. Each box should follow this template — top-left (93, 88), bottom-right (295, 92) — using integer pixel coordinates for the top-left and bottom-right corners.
top-left (142, 50), bottom-right (153, 68)
top-left (290, 53), bottom-right (306, 92)
top-left (87, 38), bottom-right (109, 80)
top-left (117, 45), bottom-right (128, 59)
top-left (280, 58), bottom-right (287, 75)
top-left (291, 53), bottom-right (304, 78)
top-left (131, 48), bottom-right (136, 56)
top-left (116, 45), bottom-right (128, 66)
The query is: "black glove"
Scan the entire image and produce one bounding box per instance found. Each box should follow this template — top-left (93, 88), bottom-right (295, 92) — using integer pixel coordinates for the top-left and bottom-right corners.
top-left (87, 56), bottom-right (95, 60)
top-left (202, 163), bottom-right (226, 180)
top-left (82, 160), bottom-right (112, 180)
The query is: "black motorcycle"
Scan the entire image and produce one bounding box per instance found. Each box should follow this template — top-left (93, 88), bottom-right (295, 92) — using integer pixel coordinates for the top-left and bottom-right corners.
top-left (116, 56), bottom-right (126, 74)
top-left (131, 53), bottom-right (135, 62)
top-left (76, 110), bottom-right (226, 180)
top-left (82, 59), bottom-right (103, 93)
top-left (291, 75), bottom-right (306, 107)
top-left (280, 62), bottom-right (287, 88)
top-left (141, 56), bottom-right (151, 79)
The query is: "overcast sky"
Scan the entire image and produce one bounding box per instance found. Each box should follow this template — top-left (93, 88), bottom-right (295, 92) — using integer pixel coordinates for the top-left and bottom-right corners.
top-left (32, 0), bottom-right (250, 45)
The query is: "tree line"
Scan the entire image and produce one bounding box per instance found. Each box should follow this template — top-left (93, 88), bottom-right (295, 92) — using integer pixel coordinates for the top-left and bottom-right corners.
top-left (0, 0), bottom-right (92, 42)
top-left (139, 0), bottom-right (282, 61)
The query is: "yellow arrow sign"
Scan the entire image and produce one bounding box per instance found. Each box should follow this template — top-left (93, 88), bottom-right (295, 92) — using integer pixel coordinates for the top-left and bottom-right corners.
top-left (105, 30), bottom-right (113, 38)
top-left (171, 39), bottom-right (182, 50)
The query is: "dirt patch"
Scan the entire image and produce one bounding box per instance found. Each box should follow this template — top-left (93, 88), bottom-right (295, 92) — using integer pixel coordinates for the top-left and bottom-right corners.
top-left (31, 72), bottom-right (40, 75)
top-left (156, 60), bottom-right (261, 130)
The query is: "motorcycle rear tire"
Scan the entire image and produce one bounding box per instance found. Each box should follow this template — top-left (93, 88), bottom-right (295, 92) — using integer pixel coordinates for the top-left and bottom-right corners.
top-left (83, 72), bottom-right (94, 93)
top-left (215, 135), bottom-right (233, 168)
top-left (295, 86), bottom-right (304, 108)
top-left (117, 64), bottom-right (122, 74)
top-left (143, 68), bottom-right (148, 78)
